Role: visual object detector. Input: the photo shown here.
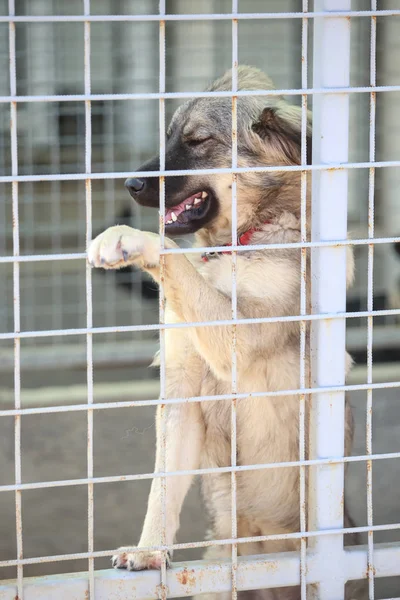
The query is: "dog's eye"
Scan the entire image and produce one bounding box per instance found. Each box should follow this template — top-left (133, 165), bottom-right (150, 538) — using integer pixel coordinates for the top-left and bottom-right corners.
top-left (186, 137), bottom-right (212, 147)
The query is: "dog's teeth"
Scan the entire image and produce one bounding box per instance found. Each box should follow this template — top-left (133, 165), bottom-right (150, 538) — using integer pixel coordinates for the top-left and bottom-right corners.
top-left (185, 204), bottom-right (191, 210)
top-left (201, 191), bottom-right (208, 199)
top-left (166, 219), bottom-right (173, 224)
top-left (171, 212), bottom-right (177, 222)
top-left (194, 197), bottom-right (201, 205)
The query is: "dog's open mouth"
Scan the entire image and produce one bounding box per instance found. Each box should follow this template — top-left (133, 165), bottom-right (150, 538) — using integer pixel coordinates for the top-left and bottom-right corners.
top-left (164, 191), bottom-right (211, 233)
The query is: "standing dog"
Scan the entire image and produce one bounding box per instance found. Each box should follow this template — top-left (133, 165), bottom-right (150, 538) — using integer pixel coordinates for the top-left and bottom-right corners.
top-left (89, 66), bottom-right (361, 599)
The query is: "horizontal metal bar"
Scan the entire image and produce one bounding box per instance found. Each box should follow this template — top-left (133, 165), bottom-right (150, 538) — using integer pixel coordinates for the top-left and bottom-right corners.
top-left (1, 236), bottom-right (400, 265)
top-left (1, 529), bottom-right (400, 569)
top-left (1, 544), bottom-right (400, 600)
top-left (0, 378), bottom-right (399, 418)
top-left (2, 160), bottom-right (400, 184)
top-left (1, 543), bottom-right (400, 599)
top-left (0, 340), bottom-right (157, 372)
top-left (1, 450), bottom-right (399, 494)
top-left (0, 553), bottom-right (300, 600)
top-left (0, 10), bottom-right (399, 23)
top-left (0, 252), bottom-right (86, 264)
top-left (1, 308), bottom-right (400, 341)
top-left (1, 84), bottom-right (400, 104)
top-left (1, 377), bottom-right (399, 419)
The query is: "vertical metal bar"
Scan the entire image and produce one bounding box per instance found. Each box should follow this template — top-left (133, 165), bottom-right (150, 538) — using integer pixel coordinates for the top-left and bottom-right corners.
top-left (104, 100), bottom-right (117, 333)
top-left (83, 1), bottom-right (94, 597)
top-left (9, 1), bottom-right (23, 597)
top-left (366, 2), bottom-right (377, 598)
top-left (231, 3), bottom-right (238, 600)
top-left (309, 1), bottom-right (351, 598)
top-left (158, 2), bottom-right (167, 599)
top-left (299, 2), bottom-right (308, 598)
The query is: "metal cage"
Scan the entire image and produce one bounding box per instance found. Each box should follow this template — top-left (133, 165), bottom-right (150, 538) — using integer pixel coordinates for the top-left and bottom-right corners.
top-left (1, 1), bottom-right (400, 599)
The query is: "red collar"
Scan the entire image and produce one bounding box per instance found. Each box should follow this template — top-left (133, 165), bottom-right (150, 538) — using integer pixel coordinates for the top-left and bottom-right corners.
top-left (201, 222), bottom-right (270, 263)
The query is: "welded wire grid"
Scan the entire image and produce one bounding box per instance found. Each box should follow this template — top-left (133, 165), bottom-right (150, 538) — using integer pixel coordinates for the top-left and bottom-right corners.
top-left (1, 3), bottom-right (400, 600)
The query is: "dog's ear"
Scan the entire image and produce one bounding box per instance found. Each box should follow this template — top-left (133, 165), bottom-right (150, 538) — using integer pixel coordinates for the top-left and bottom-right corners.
top-left (252, 106), bottom-right (312, 165)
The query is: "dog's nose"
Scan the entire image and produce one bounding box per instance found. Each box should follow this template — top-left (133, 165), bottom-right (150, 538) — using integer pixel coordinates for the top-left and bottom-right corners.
top-left (125, 178), bottom-right (146, 196)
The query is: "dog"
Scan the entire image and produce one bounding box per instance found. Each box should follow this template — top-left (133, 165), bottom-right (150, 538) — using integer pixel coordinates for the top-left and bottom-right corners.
top-left (88, 66), bottom-right (364, 599)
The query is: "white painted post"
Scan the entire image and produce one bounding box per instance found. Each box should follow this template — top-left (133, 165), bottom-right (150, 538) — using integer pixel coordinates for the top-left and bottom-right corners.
top-left (309, 1), bottom-right (351, 598)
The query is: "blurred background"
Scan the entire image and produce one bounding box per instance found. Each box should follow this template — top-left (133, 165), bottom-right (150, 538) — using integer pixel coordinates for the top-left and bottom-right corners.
top-left (0, 0), bottom-right (399, 597)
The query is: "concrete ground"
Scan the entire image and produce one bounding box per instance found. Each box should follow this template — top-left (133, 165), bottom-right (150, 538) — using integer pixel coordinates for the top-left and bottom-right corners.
top-left (0, 373), bottom-right (399, 598)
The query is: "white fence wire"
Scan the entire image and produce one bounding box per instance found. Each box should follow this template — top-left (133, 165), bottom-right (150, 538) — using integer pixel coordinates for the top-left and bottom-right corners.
top-left (1, 1), bottom-right (400, 599)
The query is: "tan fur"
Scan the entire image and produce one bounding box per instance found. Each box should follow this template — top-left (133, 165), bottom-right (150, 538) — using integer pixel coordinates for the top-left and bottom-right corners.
top-left (88, 66), bottom-right (365, 599)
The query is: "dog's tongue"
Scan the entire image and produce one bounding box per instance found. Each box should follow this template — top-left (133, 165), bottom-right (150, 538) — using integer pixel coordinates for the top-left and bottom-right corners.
top-left (165, 192), bottom-right (202, 222)
top-left (165, 200), bottom-right (186, 222)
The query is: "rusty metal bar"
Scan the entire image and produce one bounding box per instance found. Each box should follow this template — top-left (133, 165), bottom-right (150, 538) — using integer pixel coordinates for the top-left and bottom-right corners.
top-left (2, 307), bottom-right (400, 342)
top-left (8, 0), bottom-right (24, 597)
top-left (1, 379), bottom-right (400, 419)
top-left (230, 3), bottom-right (239, 598)
top-left (1, 449), bottom-right (400, 495)
top-left (2, 235), bottom-right (400, 266)
top-left (158, 2), bottom-right (168, 597)
top-left (83, 0), bottom-right (95, 596)
top-left (2, 83), bottom-right (400, 103)
top-left (2, 159), bottom-right (400, 184)
top-left (1, 542), bottom-right (400, 589)
top-left (366, 2), bottom-right (377, 598)
top-left (299, 2), bottom-right (309, 597)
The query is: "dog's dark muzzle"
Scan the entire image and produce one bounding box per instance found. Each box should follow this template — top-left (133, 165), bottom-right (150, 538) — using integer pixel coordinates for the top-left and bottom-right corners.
top-left (124, 158), bottom-right (161, 208)
top-left (124, 176), bottom-right (161, 208)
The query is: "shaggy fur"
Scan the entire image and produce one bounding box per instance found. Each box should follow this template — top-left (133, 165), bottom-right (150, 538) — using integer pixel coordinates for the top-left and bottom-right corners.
top-left (88, 66), bottom-right (365, 599)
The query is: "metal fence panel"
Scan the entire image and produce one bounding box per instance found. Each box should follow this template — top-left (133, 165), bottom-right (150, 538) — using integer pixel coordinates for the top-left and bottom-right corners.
top-left (1, 2), bottom-right (400, 599)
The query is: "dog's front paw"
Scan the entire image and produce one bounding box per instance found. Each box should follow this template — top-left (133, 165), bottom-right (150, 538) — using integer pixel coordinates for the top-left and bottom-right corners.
top-left (88, 226), bottom-right (160, 270)
top-left (112, 546), bottom-right (171, 571)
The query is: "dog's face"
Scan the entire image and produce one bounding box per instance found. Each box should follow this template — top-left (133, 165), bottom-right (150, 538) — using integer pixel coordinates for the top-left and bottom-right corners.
top-left (125, 66), bottom-right (311, 238)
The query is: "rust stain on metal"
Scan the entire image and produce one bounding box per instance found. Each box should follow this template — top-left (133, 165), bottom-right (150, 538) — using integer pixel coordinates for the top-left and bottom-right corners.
top-left (84, 590), bottom-right (89, 599)
top-left (176, 567), bottom-right (196, 587)
top-left (156, 582), bottom-right (168, 599)
top-left (365, 564), bottom-right (376, 578)
top-left (261, 560), bottom-right (278, 573)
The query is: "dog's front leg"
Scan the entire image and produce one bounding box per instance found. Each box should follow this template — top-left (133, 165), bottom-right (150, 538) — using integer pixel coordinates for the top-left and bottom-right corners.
top-left (112, 395), bottom-right (205, 571)
top-left (89, 229), bottom-right (205, 569)
top-left (88, 226), bottom-right (259, 380)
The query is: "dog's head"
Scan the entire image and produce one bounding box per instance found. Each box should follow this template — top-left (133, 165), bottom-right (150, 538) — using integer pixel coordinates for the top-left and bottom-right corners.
top-left (125, 66), bottom-right (311, 241)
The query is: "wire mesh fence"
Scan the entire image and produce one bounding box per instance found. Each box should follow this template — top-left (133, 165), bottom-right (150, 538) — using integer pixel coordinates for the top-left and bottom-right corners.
top-left (1, 1), bottom-right (400, 599)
